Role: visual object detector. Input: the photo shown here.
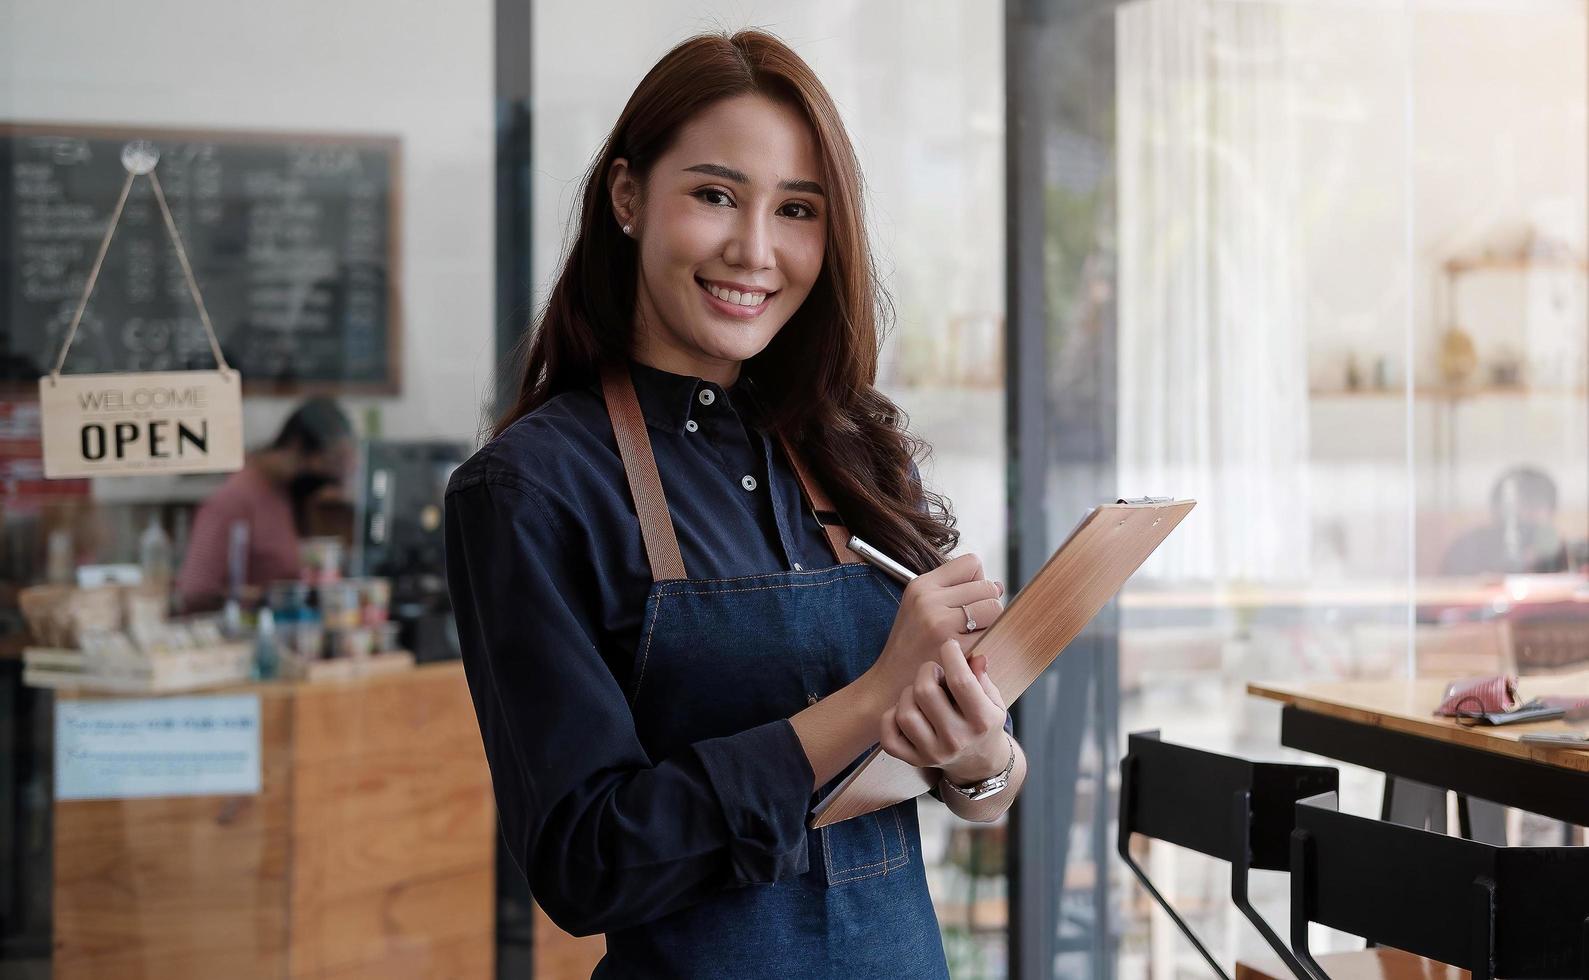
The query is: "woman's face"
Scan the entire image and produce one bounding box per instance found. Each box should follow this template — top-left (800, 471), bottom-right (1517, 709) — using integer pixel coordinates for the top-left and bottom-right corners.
top-left (612, 93), bottom-right (828, 385)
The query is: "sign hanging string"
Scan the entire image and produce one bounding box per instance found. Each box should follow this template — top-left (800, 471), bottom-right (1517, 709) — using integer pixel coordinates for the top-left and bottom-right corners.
top-left (49, 154), bottom-right (232, 383)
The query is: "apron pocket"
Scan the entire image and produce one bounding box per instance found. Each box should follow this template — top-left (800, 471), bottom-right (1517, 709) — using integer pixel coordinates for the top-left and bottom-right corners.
top-left (818, 801), bottom-right (912, 887)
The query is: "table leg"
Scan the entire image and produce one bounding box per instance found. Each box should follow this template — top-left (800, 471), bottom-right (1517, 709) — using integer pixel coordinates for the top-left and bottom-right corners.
top-left (1456, 796), bottom-right (1507, 845)
top-left (1381, 775), bottom-right (1446, 833)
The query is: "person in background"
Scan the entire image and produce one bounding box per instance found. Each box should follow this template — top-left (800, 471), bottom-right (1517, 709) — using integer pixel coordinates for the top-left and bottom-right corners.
top-left (1441, 465), bottom-right (1569, 576)
top-left (176, 397), bottom-right (355, 610)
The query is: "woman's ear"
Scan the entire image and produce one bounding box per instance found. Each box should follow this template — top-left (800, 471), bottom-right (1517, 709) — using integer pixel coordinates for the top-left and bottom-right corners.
top-left (608, 157), bottom-right (640, 235)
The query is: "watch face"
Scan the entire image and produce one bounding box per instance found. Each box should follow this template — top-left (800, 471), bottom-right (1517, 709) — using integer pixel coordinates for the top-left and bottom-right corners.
top-left (962, 775), bottom-right (1009, 801)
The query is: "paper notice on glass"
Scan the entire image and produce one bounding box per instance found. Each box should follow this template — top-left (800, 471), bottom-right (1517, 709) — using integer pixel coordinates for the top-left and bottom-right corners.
top-left (55, 694), bottom-right (262, 800)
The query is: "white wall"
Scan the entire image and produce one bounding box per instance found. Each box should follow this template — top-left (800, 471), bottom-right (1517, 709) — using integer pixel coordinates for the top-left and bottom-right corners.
top-left (9, 0), bottom-right (497, 455)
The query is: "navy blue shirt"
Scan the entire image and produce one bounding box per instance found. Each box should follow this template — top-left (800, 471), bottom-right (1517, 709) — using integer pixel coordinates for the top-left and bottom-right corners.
top-left (444, 360), bottom-right (858, 934)
top-left (444, 359), bottom-right (1000, 935)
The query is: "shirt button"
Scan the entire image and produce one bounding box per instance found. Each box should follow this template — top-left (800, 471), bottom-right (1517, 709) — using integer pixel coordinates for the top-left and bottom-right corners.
top-left (685, 419), bottom-right (699, 433)
top-left (698, 389), bottom-right (715, 406)
top-left (740, 475), bottom-right (757, 491)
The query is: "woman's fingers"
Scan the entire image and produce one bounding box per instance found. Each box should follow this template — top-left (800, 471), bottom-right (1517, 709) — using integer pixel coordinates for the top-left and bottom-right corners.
top-left (937, 577), bottom-right (1003, 613)
top-left (960, 595), bottom-right (1004, 631)
top-left (969, 654), bottom-right (1007, 714)
top-left (880, 702), bottom-right (929, 767)
top-left (939, 640), bottom-right (1004, 735)
top-left (913, 659), bottom-right (973, 756)
top-left (894, 680), bottom-right (944, 760)
top-left (918, 552), bottom-right (985, 587)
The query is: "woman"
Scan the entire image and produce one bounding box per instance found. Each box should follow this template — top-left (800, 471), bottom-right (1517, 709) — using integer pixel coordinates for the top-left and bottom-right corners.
top-left (445, 29), bottom-right (1026, 978)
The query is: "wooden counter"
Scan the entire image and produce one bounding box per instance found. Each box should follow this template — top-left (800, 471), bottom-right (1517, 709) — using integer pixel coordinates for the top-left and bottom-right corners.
top-left (51, 661), bottom-right (495, 979)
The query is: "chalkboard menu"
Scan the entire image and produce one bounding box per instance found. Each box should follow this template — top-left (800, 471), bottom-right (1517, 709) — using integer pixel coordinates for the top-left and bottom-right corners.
top-left (1, 123), bottom-right (402, 393)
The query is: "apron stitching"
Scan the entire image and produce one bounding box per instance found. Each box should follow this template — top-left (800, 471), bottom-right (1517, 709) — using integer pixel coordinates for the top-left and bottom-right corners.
top-left (824, 812), bottom-right (910, 880)
top-left (891, 806), bottom-right (908, 868)
top-left (657, 568), bottom-right (875, 599)
top-left (651, 564), bottom-right (869, 591)
top-left (864, 573), bottom-right (904, 609)
top-left (831, 858), bottom-right (902, 884)
top-left (629, 593), bottom-right (667, 707)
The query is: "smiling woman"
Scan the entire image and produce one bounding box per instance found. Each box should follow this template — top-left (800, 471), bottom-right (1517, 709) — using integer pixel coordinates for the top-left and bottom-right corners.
top-left (606, 94), bottom-right (828, 379)
top-left (448, 28), bottom-right (1019, 980)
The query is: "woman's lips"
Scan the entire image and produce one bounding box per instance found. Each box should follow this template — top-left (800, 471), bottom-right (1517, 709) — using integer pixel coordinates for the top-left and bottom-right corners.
top-left (696, 277), bottom-right (773, 319)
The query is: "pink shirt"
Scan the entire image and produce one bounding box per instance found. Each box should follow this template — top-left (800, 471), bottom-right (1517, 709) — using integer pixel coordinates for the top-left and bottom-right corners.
top-left (176, 463), bottom-right (300, 603)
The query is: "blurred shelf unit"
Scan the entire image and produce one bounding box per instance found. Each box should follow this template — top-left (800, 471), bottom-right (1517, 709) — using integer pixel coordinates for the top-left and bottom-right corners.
top-left (1314, 248), bottom-right (1589, 404)
top-left (1309, 386), bottom-right (1588, 400)
top-left (1442, 253), bottom-right (1589, 276)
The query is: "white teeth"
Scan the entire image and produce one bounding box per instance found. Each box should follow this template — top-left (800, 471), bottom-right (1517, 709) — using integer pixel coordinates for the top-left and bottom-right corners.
top-left (705, 281), bottom-right (767, 307)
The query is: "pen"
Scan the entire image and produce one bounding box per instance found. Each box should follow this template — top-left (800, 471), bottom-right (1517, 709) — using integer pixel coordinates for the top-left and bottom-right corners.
top-left (847, 535), bottom-right (918, 584)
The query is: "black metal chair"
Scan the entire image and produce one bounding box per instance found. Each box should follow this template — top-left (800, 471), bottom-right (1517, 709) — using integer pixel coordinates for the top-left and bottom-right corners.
top-left (1291, 791), bottom-right (1589, 979)
top-left (1118, 730), bottom-right (1338, 979)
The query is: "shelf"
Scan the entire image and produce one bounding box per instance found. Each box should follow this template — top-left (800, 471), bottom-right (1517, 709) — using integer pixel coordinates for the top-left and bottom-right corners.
top-left (1444, 254), bottom-right (1589, 275)
top-left (1310, 386), bottom-right (1587, 400)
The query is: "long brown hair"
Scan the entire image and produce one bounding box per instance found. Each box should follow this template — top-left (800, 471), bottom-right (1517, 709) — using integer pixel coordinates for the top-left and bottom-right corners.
top-left (494, 29), bottom-right (957, 573)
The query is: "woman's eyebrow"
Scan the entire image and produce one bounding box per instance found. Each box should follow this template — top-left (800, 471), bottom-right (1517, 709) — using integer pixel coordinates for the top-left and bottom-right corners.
top-left (682, 162), bottom-right (825, 197)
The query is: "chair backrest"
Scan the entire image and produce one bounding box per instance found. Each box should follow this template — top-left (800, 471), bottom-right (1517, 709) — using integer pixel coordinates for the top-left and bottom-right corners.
top-left (1494, 846), bottom-right (1589, 977)
top-left (1292, 793), bottom-right (1589, 979)
top-left (1119, 732), bottom-right (1338, 979)
top-left (1122, 731), bottom-right (1336, 870)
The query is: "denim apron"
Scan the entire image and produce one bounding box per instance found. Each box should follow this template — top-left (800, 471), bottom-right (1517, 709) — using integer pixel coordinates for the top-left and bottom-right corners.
top-left (593, 366), bottom-right (949, 979)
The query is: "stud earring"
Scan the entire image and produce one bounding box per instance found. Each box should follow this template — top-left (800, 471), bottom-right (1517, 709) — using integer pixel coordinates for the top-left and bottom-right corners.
top-left (622, 224), bottom-right (633, 236)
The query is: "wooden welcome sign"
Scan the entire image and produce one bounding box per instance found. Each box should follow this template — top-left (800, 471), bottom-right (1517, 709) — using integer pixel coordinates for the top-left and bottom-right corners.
top-left (39, 370), bottom-right (242, 478)
top-left (40, 141), bottom-right (244, 479)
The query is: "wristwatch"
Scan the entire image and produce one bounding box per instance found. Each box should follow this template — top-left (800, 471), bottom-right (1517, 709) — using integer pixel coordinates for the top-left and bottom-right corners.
top-left (943, 732), bottom-right (1016, 801)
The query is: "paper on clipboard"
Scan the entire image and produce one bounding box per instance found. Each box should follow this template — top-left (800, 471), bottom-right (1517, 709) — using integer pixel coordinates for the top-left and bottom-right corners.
top-left (809, 498), bottom-right (1196, 829)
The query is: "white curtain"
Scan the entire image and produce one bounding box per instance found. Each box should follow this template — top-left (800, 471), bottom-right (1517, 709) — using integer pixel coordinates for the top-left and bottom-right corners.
top-left (1117, 0), bottom-right (1311, 581)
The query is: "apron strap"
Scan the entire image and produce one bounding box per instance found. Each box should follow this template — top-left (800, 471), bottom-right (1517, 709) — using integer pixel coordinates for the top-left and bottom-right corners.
top-left (774, 432), bottom-right (862, 566)
top-left (601, 363), bottom-right (688, 582)
top-left (600, 361), bottom-right (862, 580)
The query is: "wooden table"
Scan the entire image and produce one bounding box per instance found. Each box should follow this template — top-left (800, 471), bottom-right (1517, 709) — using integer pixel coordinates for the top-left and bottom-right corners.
top-left (1248, 671), bottom-right (1589, 828)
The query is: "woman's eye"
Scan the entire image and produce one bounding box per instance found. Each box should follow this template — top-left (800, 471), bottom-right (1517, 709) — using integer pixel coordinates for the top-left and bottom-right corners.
top-left (696, 188), bottom-right (733, 207)
top-left (780, 202), bottom-right (817, 220)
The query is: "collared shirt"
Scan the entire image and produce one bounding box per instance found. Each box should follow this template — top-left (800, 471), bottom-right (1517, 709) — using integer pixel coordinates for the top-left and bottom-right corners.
top-left (443, 359), bottom-right (1000, 935)
top-left (444, 360), bottom-right (855, 935)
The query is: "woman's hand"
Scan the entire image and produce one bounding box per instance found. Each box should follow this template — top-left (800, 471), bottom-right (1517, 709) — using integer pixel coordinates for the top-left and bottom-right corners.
top-left (861, 553), bottom-right (1003, 709)
top-left (878, 638), bottom-right (1009, 780)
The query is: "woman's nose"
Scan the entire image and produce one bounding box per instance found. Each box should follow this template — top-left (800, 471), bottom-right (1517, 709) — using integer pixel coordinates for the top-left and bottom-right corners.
top-left (723, 210), bottom-right (773, 270)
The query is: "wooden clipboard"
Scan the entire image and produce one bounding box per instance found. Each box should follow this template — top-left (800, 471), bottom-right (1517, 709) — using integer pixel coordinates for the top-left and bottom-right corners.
top-left (809, 498), bottom-right (1196, 829)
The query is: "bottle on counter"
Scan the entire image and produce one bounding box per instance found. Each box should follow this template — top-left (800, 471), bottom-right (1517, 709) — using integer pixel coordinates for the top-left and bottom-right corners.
top-left (45, 529), bottom-right (74, 585)
top-left (139, 515), bottom-right (172, 585)
top-left (253, 608), bottom-right (280, 681)
top-left (226, 520), bottom-right (251, 600)
top-left (221, 597), bottom-right (244, 640)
